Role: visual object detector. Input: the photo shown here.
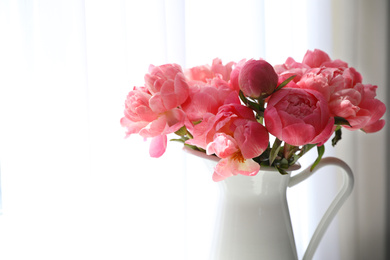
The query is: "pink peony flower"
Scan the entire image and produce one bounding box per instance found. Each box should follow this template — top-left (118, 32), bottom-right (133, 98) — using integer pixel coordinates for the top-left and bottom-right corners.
top-left (264, 88), bottom-right (334, 146)
top-left (121, 51), bottom-right (386, 180)
top-left (205, 121), bottom-right (269, 181)
top-left (206, 133), bottom-right (260, 182)
top-left (274, 57), bottom-right (309, 85)
top-left (187, 103), bottom-right (269, 181)
top-left (210, 58), bottom-right (235, 82)
top-left (121, 87), bottom-right (187, 157)
top-left (302, 49), bottom-right (332, 68)
top-left (275, 49), bottom-right (386, 134)
top-left (296, 67), bottom-right (346, 101)
top-left (238, 59), bottom-right (279, 98)
top-left (121, 64), bottom-right (190, 157)
top-left (302, 49), bottom-right (350, 69)
top-left (229, 59), bottom-right (246, 92)
top-left (275, 49), bottom-right (361, 92)
top-left (145, 63), bottom-right (184, 94)
top-left (181, 81), bottom-right (239, 123)
top-left (329, 83), bottom-right (386, 132)
top-left (186, 103), bottom-right (257, 150)
top-left (185, 58), bottom-right (234, 83)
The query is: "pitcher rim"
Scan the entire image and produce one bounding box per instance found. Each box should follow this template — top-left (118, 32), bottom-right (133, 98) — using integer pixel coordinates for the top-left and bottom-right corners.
top-left (183, 147), bottom-right (301, 172)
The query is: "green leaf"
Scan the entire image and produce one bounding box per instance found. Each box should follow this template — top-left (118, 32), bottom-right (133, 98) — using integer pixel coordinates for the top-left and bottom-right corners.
top-left (310, 145), bottom-right (325, 171)
top-left (239, 90), bottom-right (263, 113)
top-left (332, 126), bottom-right (342, 146)
top-left (289, 153), bottom-right (300, 165)
top-left (334, 117), bottom-right (352, 127)
top-left (274, 75), bottom-right (296, 92)
top-left (275, 166), bottom-right (288, 175)
top-left (170, 136), bottom-right (188, 143)
top-left (174, 126), bottom-right (188, 137)
top-left (269, 138), bottom-right (283, 166)
top-left (280, 158), bottom-right (289, 168)
top-left (183, 143), bottom-right (206, 152)
top-left (239, 90), bottom-right (248, 104)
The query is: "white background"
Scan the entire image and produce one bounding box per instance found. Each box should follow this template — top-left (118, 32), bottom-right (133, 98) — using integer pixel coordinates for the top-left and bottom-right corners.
top-left (0, 0), bottom-right (388, 259)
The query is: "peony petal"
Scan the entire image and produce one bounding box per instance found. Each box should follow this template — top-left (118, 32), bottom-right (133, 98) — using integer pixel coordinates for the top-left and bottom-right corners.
top-left (163, 108), bottom-right (187, 134)
top-left (174, 73), bottom-right (190, 105)
top-left (310, 117), bottom-right (335, 145)
top-left (282, 123), bottom-right (316, 146)
top-left (362, 119), bottom-right (385, 133)
top-left (264, 107), bottom-right (283, 139)
top-left (139, 116), bottom-right (167, 138)
top-left (302, 49), bottom-right (331, 68)
top-left (212, 158), bottom-right (234, 181)
top-left (230, 158), bottom-right (260, 177)
top-left (120, 117), bottom-right (149, 136)
top-left (149, 94), bottom-right (167, 114)
top-left (149, 135), bottom-right (167, 158)
top-left (206, 133), bottom-right (239, 158)
top-left (234, 121), bottom-right (269, 159)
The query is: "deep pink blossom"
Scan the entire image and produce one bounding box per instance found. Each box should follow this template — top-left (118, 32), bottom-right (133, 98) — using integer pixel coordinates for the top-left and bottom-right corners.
top-left (229, 59), bottom-right (246, 92)
top-left (238, 59), bottom-right (278, 98)
top-left (264, 88), bottom-right (334, 146)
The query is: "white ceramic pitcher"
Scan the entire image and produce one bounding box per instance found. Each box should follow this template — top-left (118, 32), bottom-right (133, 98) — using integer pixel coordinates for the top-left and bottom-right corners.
top-left (185, 148), bottom-right (354, 260)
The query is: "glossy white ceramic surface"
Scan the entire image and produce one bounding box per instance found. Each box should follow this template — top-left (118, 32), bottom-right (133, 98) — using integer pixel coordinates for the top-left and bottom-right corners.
top-left (184, 148), bottom-right (354, 260)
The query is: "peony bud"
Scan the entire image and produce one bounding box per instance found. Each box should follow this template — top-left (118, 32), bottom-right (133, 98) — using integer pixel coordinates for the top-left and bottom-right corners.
top-left (238, 59), bottom-right (278, 98)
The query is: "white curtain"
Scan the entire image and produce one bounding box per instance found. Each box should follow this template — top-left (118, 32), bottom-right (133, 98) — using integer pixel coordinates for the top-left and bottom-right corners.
top-left (0, 1), bottom-right (387, 260)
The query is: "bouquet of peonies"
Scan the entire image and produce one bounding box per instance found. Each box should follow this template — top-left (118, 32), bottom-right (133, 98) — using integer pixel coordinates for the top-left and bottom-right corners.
top-left (121, 49), bottom-right (386, 181)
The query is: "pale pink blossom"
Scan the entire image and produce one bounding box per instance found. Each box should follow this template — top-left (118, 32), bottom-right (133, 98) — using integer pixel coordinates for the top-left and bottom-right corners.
top-left (186, 103), bottom-right (257, 150)
top-left (264, 88), bottom-right (334, 146)
top-left (181, 81), bottom-right (238, 123)
top-left (297, 67), bottom-right (346, 101)
top-left (120, 87), bottom-right (157, 136)
top-left (210, 58), bottom-right (235, 82)
top-left (186, 103), bottom-right (269, 181)
top-left (185, 58), bottom-right (235, 83)
top-left (275, 49), bottom-right (362, 92)
top-left (302, 49), bottom-right (351, 69)
top-left (274, 57), bottom-right (310, 86)
top-left (206, 133), bottom-right (260, 181)
top-left (329, 83), bottom-right (386, 132)
top-left (121, 64), bottom-right (190, 157)
top-left (274, 49), bottom-right (386, 133)
top-left (302, 49), bottom-right (332, 68)
top-left (205, 120), bottom-right (269, 181)
top-left (145, 63), bottom-right (183, 94)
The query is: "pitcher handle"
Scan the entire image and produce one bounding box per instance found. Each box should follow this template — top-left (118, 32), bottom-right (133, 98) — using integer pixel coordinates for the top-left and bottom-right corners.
top-left (288, 157), bottom-right (354, 260)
